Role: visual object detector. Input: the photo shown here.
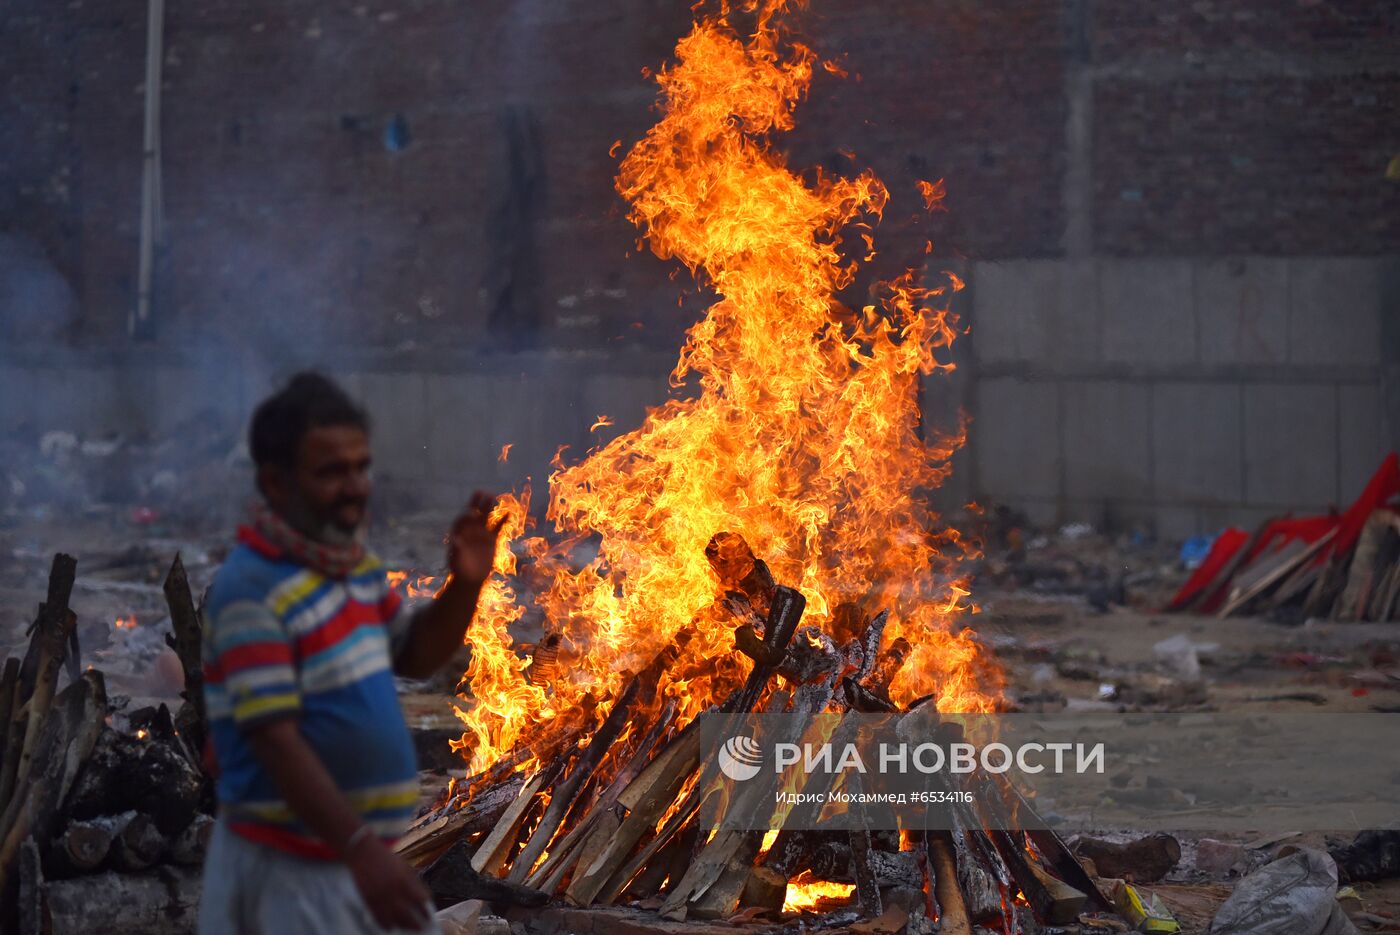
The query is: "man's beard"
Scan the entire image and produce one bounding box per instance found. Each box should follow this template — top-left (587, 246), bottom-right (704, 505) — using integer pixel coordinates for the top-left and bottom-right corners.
top-left (280, 493), bottom-right (366, 545)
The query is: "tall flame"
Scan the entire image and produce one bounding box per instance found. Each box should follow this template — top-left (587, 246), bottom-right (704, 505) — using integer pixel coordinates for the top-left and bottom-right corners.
top-left (453, 0), bottom-right (1001, 770)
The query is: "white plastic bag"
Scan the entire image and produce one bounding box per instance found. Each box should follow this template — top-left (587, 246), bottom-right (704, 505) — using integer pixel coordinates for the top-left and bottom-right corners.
top-left (1208, 848), bottom-right (1359, 935)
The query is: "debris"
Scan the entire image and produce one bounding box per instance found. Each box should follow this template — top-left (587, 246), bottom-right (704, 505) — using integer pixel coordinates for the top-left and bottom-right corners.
top-left (1109, 880), bottom-right (1182, 933)
top-left (1207, 848), bottom-right (1359, 935)
top-left (1152, 634), bottom-right (1213, 680)
top-left (1180, 536), bottom-right (1216, 570)
top-left (1074, 834), bottom-right (1181, 883)
top-left (1169, 454), bottom-right (1400, 621)
top-left (1194, 839), bottom-right (1248, 876)
top-left (1330, 830), bottom-right (1400, 884)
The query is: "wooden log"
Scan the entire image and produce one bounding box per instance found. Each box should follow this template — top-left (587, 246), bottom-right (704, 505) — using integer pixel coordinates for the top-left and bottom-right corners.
top-left (846, 610), bottom-right (889, 685)
top-left (0, 670), bottom-right (107, 899)
top-left (1071, 833), bottom-right (1180, 884)
top-left (0, 683), bottom-right (25, 817)
top-left (0, 658), bottom-right (19, 819)
top-left (848, 826), bottom-right (882, 919)
top-left (471, 762), bottom-right (563, 876)
top-left (19, 835), bottom-right (43, 935)
top-left (660, 652), bottom-right (839, 920)
top-left (1336, 512), bottom-right (1398, 620)
top-left (1181, 518), bottom-right (1278, 614)
top-left (706, 532), bottom-right (777, 621)
top-left (507, 634), bottom-right (684, 886)
top-left (424, 838), bottom-right (549, 908)
top-left (584, 582), bottom-right (805, 908)
top-left (845, 764), bottom-right (882, 919)
top-left (162, 555), bottom-right (206, 740)
top-left (686, 831), bottom-right (764, 920)
top-left (564, 729), bottom-right (703, 905)
top-left (809, 842), bottom-right (923, 889)
top-left (44, 867), bottom-right (201, 935)
top-left (525, 700), bottom-right (676, 891)
top-left (508, 679), bottom-right (639, 882)
top-left (1026, 861), bottom-right (1088, 924)
top-left (863, 637), bottom-right (911, 696)
top-left (927, 834), bottom-right (972, 935)
top-left (777, 628), bottom-right (840, 685)
top-left (15, 554), bottom-right (79, 794)
top-left (623, 820), bottom-right (700, 901)
top-left (1220, 531), bottom-right (1336, 618)
top-left (48, 816), bottom-right (120, 877)
top-left (739, 865), bottom-right (787, 915)
top-left (397, 774), bottom-right (525, 868)
top-left (947, 827), bottom-right (1008, 926)
top-left (109, 812), bottom-right (165, 872)
top-left (169, 813), bottom-right (215, 866)
top-left (1304, 550), bottom-right (1352, 619)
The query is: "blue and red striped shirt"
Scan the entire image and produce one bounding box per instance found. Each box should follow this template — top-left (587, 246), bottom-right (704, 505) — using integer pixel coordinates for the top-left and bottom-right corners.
top-left (202, 525), bottom-right (421, 858)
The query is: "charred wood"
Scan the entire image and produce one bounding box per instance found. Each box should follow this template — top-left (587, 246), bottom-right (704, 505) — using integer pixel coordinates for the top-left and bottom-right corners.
top-left (809, 842), bottom-right (922, 889)
top-left (48, 817), bottom-right (118, 877)
top-left (424, 838), bottom-right (548, 909)
top-left (398, 774), bottom-right (525, 868)
top-left (44, 867), bottom-right (201, 935)
top-left (169, 813), bottom-right (216, 867)
top-left (0, 670), bottom-right (107, 901)
top-left (109, 812), bottom-right (165, 872)
top-left (18, 836), bottom-right (42, 935)
top-left (162, 555), bottom-right (205, 743)
top-left (65, 726), bottom-right (202, 836)
top-left (706, 532), bottom-right (777, 622)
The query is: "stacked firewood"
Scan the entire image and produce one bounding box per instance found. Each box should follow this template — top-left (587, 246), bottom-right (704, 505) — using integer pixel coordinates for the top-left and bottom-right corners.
top-left (398, 533), bottom-right (1109, 934)
top-left (0, 555), bottom-right (214, 935)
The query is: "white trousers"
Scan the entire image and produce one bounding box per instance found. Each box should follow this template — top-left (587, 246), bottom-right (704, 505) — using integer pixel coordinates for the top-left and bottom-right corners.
top-left (198, 819), bottom-right (440, 935)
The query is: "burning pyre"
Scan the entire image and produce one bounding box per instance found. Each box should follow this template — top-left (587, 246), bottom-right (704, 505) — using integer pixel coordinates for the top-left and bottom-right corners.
top-left (401, 1), bottom-right (1070, 927)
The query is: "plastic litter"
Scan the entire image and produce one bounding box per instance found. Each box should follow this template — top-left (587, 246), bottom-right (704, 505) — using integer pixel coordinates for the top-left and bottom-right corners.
top-left (1109, 879), bottom-right (1181, 933)
top-left (1207, 848), bottom-right (1359, 935)
top-left (1180, 534), bottom-right (1216, 570)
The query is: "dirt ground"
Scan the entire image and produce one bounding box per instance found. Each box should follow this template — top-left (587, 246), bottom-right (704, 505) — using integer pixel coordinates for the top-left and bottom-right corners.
top-left (4, 508), bottom-right (1399, 933)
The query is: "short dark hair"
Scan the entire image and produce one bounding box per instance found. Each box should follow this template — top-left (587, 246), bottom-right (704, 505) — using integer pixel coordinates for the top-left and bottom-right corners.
top-left (249, 372), bottom-right (369, 469)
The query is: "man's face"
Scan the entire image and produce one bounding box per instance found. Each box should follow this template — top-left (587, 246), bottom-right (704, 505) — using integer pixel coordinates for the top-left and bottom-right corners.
top-left (262, 425), bottom-right (372, 537)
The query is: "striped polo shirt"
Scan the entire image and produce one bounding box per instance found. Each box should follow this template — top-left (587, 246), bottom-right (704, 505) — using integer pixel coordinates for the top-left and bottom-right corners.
top-left (202, 525), bottom-right (420, 858)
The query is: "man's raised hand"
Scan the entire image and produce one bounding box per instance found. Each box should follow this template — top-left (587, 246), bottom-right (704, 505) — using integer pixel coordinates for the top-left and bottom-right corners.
top-left (447, 491), bottom-right (504, 587)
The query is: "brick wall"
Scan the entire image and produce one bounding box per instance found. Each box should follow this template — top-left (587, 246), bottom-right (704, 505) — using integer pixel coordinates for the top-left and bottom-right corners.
top-left (6, 0), bottom-right (1394, 350)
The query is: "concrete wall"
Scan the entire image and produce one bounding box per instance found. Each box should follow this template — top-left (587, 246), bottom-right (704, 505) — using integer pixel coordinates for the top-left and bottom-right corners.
top-left (964, 256), bottom-right (1400, 537)
top-left (0, 345), bottom-right (676, 514)
top-left (3, 252), bottom-right (1396, 538)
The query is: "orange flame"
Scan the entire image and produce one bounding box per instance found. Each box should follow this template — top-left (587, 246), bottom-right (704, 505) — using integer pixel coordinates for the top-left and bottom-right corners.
top-left (452, 0), bottom-right (1001, 770)
top-left (388, 570), bottom-right (446, 600)
top-left (916, 178), bottom-right (946, 212)
top-left (114, 614), bottom-right (138, 631)
top-left (783, 871), bottom-right (855, 912)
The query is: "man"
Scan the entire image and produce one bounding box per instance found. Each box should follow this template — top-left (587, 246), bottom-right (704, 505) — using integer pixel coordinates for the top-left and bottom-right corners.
top-left (199, 372), bottom-right (502, 934)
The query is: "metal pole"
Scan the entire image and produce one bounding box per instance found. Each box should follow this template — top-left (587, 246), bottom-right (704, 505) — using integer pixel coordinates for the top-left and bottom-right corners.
top-left (132, 0), bottom-right (164, 338)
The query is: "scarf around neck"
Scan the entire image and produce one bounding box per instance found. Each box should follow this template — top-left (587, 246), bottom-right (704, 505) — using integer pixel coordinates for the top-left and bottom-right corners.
top-left (242, 499), bottom-right (367, 579)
